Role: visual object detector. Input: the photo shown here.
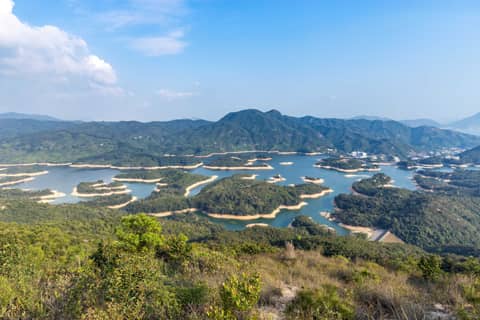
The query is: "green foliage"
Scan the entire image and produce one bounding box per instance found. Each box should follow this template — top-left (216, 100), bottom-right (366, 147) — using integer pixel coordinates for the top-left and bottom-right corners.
top-left (193, 175), bottom-right (310, 216)
top-left (115, 214), bottom-right (163, 252)
top-left (316, 157), bottom-right (378, 171)
top-left (156, 233), bottom-right (192, 268)
top-left (418, 255), bottom-right (443, 280)
top-left (1, 109), bottom-right (479, 164)
top-left (219, 273), bottom-right (262, 319)
top-left (335, 175), bottom-right (480, 253)
top-left (285, 285), bottom-right (354, 320)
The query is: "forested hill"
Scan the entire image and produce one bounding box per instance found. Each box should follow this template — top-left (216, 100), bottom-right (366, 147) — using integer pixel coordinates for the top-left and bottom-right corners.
top-left (0, 109), bottom-right (479, 164)
top-left (460, 145), bottom-right (480, 164)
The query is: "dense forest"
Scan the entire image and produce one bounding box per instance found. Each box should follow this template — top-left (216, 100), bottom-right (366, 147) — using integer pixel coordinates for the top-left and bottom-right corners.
top-left (315, 157), bottom-right (378, 171)
top-left (125, 174), bottom-right (330, 216)
top-left (1, 109), bottom-right (479, 165)
top-left (335, 174), bottom-right (480, 253)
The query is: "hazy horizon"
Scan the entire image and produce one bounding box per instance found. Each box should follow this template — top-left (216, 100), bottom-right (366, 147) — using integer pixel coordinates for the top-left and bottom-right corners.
top-left (1, 0), bottom-right (479, 122)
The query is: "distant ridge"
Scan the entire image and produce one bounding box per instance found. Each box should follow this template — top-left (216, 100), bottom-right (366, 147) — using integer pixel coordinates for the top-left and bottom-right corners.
top-left (448, 112), bottom-right (480, 135)
top-left (0, 112), bottom-right (61, 122)
top-left (351, 115), bottom-right (392, 121)
top-left (400, 118), bottom-right (442, 128)
top-left (0, 108), bottom-right (479, 164)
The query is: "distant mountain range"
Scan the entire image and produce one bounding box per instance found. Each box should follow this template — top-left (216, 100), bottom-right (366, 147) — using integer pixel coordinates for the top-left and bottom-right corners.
top-left (0, 112), bottom-right (61, 122)
top-left (447, 113), bottom-right (480, 135)
top-left (353, 113), bottom-right (480, 135)
top-left (0, 109), bottom-right (479, 164)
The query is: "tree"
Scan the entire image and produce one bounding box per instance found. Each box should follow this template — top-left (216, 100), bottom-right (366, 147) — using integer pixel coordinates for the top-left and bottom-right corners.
top-left (418, 255), bottom-right (442, 281)
top-left (115, 214), bottom-right (163, 252)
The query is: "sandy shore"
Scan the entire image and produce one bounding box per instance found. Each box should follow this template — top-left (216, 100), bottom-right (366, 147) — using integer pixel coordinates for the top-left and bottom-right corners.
top-left (267, 176), bottom-right (286, 184)
top-left (184, 175), bottom-right (218, 197)
top-left (339, 223), bottom-right (376, 239)
top-left (149, 208), bottom-right (197, 218)
top-left (0, 162), bottom-right (72, 167)
top-left (314, 165), bottom-right (380, 173)
top-left (301, 177), bottom-right (324, 184)
top-left (246, 223), bottom-right (269, 228)
top-left (70, 163), bottom-right (203, 170)
top-left (203, 164), bottom-right (273, 171)
top-left (193, 150), bottom-right (275, 159)
top-left (0, 170), bottom-right (49, 178)
top-left (108, 196), bottom-right (138, 209)
top-left (240, 174), bottom-right (258, 180)
top-left (300, 188), bottom-right (333, 199)
top-left (279, 162), bottom-right (293, 166)
top-left (36, 190), bottom-right (66, 203)
top-left (112, 177), bottom-right (164, 183)
top-left (0, 177), bottom-right (35, 187)
top-left (207, 202), bottom-right (308, 220)
top-left (71, 187), bottom-right (131, 197)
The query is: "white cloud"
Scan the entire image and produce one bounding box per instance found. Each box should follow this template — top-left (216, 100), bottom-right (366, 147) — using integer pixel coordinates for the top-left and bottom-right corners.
top-left (131, 30), bottom-right (187, 56)
top-left (97, 0), bottom-right (186, 30)
top-left (156, 88), bottom-right (195, 100)
top-left (0, 0), bottom-right (119, 92)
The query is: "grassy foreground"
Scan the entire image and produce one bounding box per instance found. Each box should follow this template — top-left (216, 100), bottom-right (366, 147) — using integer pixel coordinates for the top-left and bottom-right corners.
top-left (0, 200), bottom-right (480, 319)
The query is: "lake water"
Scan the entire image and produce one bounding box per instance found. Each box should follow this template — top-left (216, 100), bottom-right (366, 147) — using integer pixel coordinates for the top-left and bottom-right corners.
top-left (7, 155), bottom-right (416, 232)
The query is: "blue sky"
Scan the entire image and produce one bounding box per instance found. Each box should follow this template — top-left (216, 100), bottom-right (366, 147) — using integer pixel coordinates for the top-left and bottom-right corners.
top-left (0, 0), bottom-right (479, 121)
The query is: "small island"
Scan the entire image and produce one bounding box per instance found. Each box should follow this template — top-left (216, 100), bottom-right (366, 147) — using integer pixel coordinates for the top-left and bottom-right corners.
top-left (203, 156), bottom-right (273, 170)
top-left (0, 188), bottom-right (65, 203)
top-left (124, 170), bottom-right (212, 215)
top-left (267, 174), bottom-right (286, 184)
top-left (193, 175), bottom-right (332, 220)
top-left (302, 176), bottom-right (324, 184)
top-left (83, 194), bottom-right (138, 209)
top-left (0, 175), bottom-right (35, 187)
top-left (70, 153), bottom-right (203, 170)
top-left (315, 157), bottom-right (380, 173)
top-left (72, 180), bottom-right (130, 197)
top-left (0, 165), bottom-right (48, 177)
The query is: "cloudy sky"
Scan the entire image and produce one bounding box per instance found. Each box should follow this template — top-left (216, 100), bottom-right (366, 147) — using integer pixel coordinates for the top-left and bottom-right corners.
top-left (0, 0), bottom-right (479, 121)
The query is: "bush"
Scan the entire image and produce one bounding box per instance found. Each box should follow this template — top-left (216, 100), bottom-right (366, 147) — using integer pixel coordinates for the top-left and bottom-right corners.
top-left (285, 285), bottom-right (354, 320)
top-left (115, 214), bottom-right (163, 252)
top-left (218, 273), bottom-right (262, 319)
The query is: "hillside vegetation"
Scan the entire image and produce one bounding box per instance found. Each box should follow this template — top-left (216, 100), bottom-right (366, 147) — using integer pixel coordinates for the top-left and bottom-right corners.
top-left (0, 201), bottom-right (480, 319)
top-left (335, 174), bottom-right (480, 254)
top-left (0, 109), bottom-right (478, 165)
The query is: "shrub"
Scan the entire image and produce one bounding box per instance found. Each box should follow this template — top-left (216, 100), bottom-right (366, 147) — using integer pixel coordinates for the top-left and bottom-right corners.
top-left (115, 214), bottom-right (163, 252)
top-left (418, 255), bottom-right (442, 281)
top-left (219, 273), bottom-right (262, 319)
top-left (285, 285), bottom-right (354, 320)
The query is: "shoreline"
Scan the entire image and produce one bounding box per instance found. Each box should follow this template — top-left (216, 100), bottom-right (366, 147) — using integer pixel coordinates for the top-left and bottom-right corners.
top-left (0, 162), bottom-right (72, 167)
top-left (207, 201), bottom-right (308, 220)
top-left (314, 165), bottom-right (380, 173)
top-left (0, 170), bottom-right (49, 178)
top-left (301, 176), bottom-right (325, 184)
top-left (0, 177), bottom-right (35, 187)
top-left (36, 190), bottom-right (66, 203)
top-left (299, 188), bottom-right (333, 199)
top-left (112, 177), bottom-right (164, 183)
top-left (69, 163), bottom-right (203, 170)
top-left (203, 164), bottom-right (273, 171)
top-left (246, 223), bottom-right (269, 228)
top-left (184, 175), bottom-right (218, 197)
top-left (71, 187), bottom-right (131, 198)
top-left (108, 196), bottom-right (138, 209)
top-left (148, 208), bottom-right (197, 218)
top-left (240, 174), bottom-right (258, 180)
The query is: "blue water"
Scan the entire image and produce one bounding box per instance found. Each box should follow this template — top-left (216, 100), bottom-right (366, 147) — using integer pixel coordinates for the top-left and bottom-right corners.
top-left (6, 155), bottom-right (416, 232)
